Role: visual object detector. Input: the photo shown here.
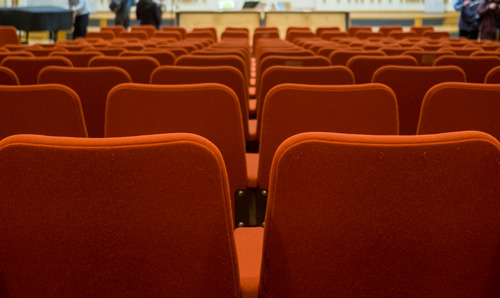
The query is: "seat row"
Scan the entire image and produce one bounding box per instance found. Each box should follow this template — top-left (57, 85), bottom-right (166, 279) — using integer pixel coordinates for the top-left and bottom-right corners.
top-left (0, 81), bottom-right (500, 225)
top-left (1, 130), bottom-right (500, 297)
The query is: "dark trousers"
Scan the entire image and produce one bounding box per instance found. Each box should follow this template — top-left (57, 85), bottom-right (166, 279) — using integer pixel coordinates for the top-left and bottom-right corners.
top-left (73, 13), bottom-right (89, 39)
top-left (459, 29), bottom-right (479, 40)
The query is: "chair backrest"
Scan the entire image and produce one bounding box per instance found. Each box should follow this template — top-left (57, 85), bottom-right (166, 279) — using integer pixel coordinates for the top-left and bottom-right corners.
top-left (161, 26), bottom-right (187, 39)
top-left (150, 65), bottom-right (251, 141)
top-left (485, 65), bottom-right (500, 83)
top-left (410, 25), bottom-right (434, 36)
top-left (120, 50), bottom-right (176, 66)
top-left (256, 55), bottom-right (331, 94)
top-left (0, 84), bottom-right (87, 139)
top-left (0, 66), bottom-right (19, 85)
top-left (120, 31), bottom-right (149, 40)
top-left (131, 25), bottom-right (157, 38)
top-left (176, 54), bottom-right (248, 83)
top-left (372, 65), bottom-right (466, 135)
top-left (89, 56), bottom-right (160, 83)
top-left (105, 83), bottom-right (248, 215)
top-left (101, 25), bottom-right (126, 37)
top-left (417, 82), bottom-right (500, 140)
top-left (257, 65), bottom-right (355, 135)
top-left (50, 51), bottom-right (104, 67)
top-left (403, 50), bottom-right (455, 66)
top-left (261, 130), bottom-right (500, 298)
top-left (378, 25), bottom-right (403, 36)
top-left (87, 31), bottom-right (115, 40)
top-left (38, 66), bottom-right (132, 138)
top-left (0, 133), bottom-right (240, 298)
top-left (433, 56), bottom-right (500, 83)
top-left (346, 55), bottom-right (418, 84)
top-left (258, 83), bottom-right (399, 190)
top-left (346, 25), bottom-right (372, 37)
top-left (0, 51), bottom-right (35, 64)
top-left (1, 56), bottom-right (73, 85)
top-left (0, 25), bottom-right (20, 46)
top-left (329, 50), bottom-right (385, 66)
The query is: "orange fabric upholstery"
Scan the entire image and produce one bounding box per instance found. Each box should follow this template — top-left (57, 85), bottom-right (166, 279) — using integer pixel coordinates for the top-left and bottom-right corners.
top-left (346, 25), bottom-right (372, 37)
top-left (346, 55), bottom-right (418, 84)
top-left (378, 25), bottom-right (403, 36)
top-left (89, 56), bottom-right (160, 83)
top-left (0, 133), bottom-right (240, 297)
top-left (100, 25), bottom-right (125, 37)
top-left (1, 56), bottom-right (72, 85)
top-left (0, 51), bottom-right (34, 64)
top-left (50, 51), bottom-right (104, 67)
top-left (0, 84), bottom-right (87, 139)
top-left (417, 82), bottom-right (500, 140)
top-left (0, 25), bottom-right (20, 46)
top-left (105, 83), bottom-right (248, 217)
top-left (372, 65), bottom-right (466, 135)
top-left (0, 66), bottom-right (19, 85)
top-left (260, 130), bottom-right (500, 298)
top-left (176, 54), bottom-right (248, 84)
top-left (38, 66), bottom-right (132, 138)
top-left (256, 66), bottom-right (355, 137)
top-left (403, 50), bottom-right (454, 66)
top-left (87, 31), bottom-right (115, 40)
top-left (433, 56), bottom-right (500, 83)
top-left (131, 25), bottom-right (157, 38)
top-left (150, 65), bottom-right (252, 141)
top-left (234, 227), bottom-right (264, 298)
top-left (257, 83), bottom-right (399, 190)
top-left (161, 26), bottom-right (187, 39)
top-left (120, 31), bottom-right (149, 40)
top-left (120, 50), bottom-right (176, 66)
top-left (484, 65), bottom-right (500, 83)
top-left (329, 50), bottom-right (385, 66)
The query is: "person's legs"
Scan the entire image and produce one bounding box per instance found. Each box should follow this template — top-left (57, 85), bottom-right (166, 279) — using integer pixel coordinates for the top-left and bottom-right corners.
top-left (469, 30), bottom-right (479, 40)
top-left (73, 13), bottom-right (89, 39)
top-left (123, 7), bottom-right (131, 29)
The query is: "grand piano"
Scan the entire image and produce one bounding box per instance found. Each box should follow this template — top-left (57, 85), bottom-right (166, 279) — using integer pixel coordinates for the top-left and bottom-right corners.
top-left (0, 6), bottom-right (73, 43)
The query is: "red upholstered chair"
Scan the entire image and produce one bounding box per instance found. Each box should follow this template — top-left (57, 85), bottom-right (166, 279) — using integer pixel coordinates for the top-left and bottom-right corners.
top-left (150, 65), bottom-right (252, 141)
top-left (89, 56), bottom-right (160, 83)
top-left (0, 25), bottom-right (20, 46)
top-left (50, 51), bottom-right (104, 67)
top-left (131, 25), bottom-right (157, 38)
top-left (315, 26), bottom-right (341, 36)
top-left (329, 50), bottom-right (385, 66)
top-left (417, 82), bottom-right (500, 140)
top-left (0, 84), bottom-right (87, 139)
top-left (1, 56), bottom-right (72, 85)
top-left (120, 31), bottom-right (149, 40)
top-left (161, 26), bottom-right (187, 39)
top-left (485, 65), bottom-right (500, 83)
top-left (423, 31), bottom-right (450, 39)
top-left (120, 50), bottom-right (176, 66)
top-left (0, 51), bottom-right (34, 64)
top-left (0, 66), bottom-right (19, 85)
top-left (403, 50), bottom-right (455, 66)
top-left (253, 83), bottom-right (399, 224)
top-left (38, 66), bottom-right (132, 138)
top-left (346, 55), bottom-right (418, 84)
top-left (378, 25), bottom-right (403, 37)
top-left (372, 65), bottom-right (466, 135)
top-left (433, 55), bottom-right (500, 83)
top-left (255, 55), bottom-right (331, 102)
top-left (389, 31), bottom-right (418, 39)
top-left (255, 65), bottom-right (355, 139)
top-left (100, 25), bottom-right (126, 37)
top-left (0, 133), bottom-right (240, 297)
top-left (87, 31), bottom-right (115, 40)
top-left (410, 25), bottom-right (434, 36)
top-left (254, 130), bottom-right (500, 298)
top-left (83, 47), bottom-right (125, 56)
top-left (105, 83), bottom-right (248, 224)
top-left (346, 25), bottom-right (372, 37)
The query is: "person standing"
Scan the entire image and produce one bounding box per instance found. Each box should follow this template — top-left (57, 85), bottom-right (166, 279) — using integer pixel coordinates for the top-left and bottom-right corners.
top-left (454, 0), bottom-right (480, 39)
top-left (115, 0), bottom-right (135, 29)
top-left (136, 0), bottom-right (162, 29)
top-left (69, 0), bottom-right (90, 39)
top-left (477, 0), bottom-right (500, 40)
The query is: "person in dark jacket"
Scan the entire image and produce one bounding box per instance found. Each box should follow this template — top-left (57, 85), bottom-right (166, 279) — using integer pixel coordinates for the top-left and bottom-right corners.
top-left (136, 0), bottom-right (162, 29)
top-left (455, 0), bottom-right (480, 39)
top-left (115, 0), bottom-right (135, 29)
top-left (477, 0), bottom-right (500, 40)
